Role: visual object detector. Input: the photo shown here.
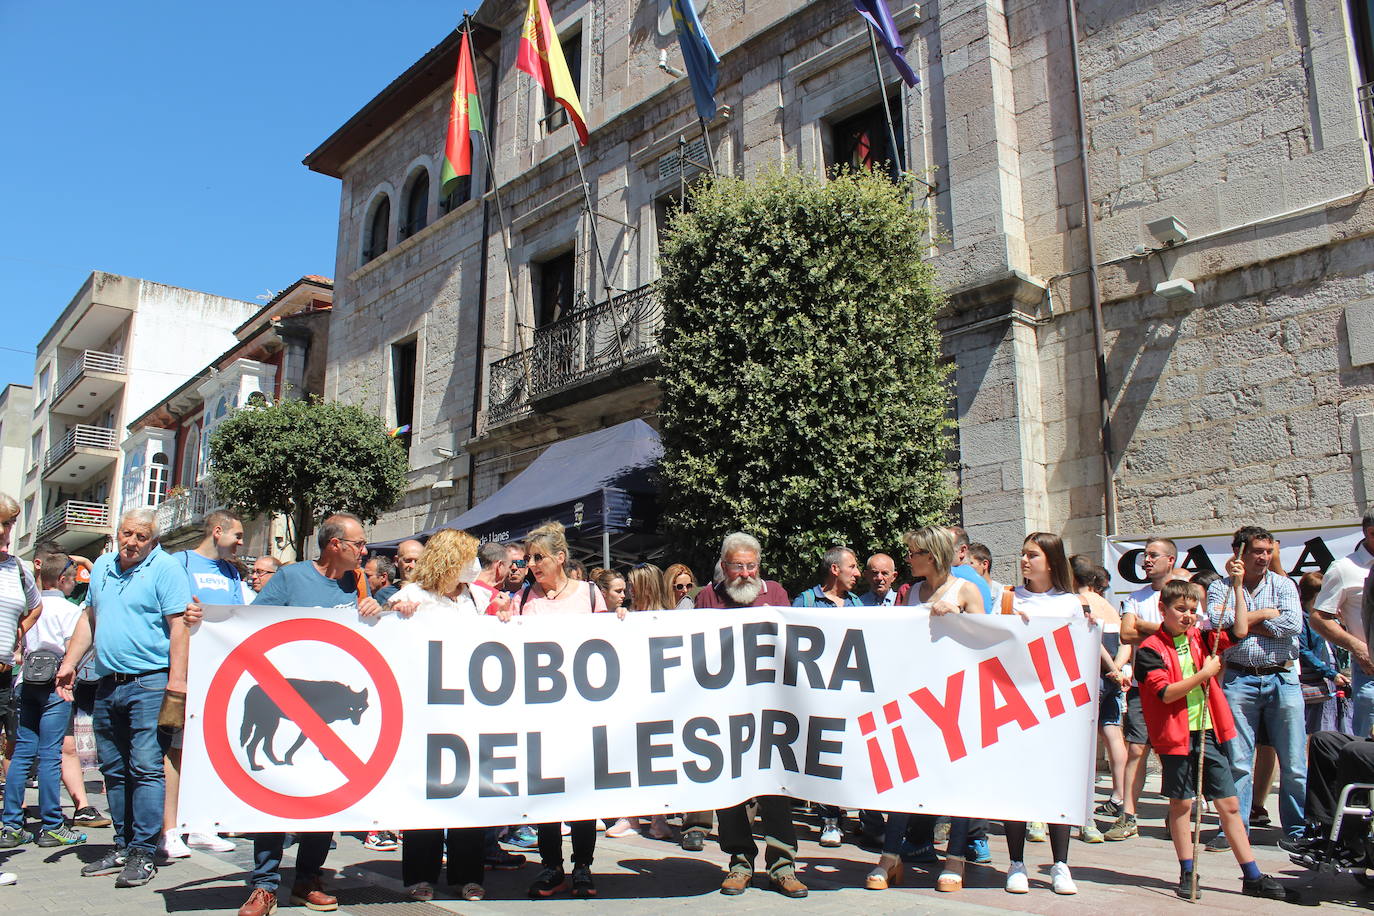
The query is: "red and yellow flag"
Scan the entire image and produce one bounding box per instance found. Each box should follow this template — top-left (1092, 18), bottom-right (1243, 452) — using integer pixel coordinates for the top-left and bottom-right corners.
top-left (516, 0), bottom-right (588, 144)
top-left (441, 30), bottom-right (484, 194)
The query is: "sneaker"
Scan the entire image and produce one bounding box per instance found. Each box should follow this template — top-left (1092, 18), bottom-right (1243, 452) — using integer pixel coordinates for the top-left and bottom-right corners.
top-left (406, 882), bottom-right (434, 902)
top-left (0, 872), bottom-right (14, 885)
top-left (527, 865), bottom-right (568, 898)
top-left (1242, 873), bottom-right (1299, 901)
top-left (186, 832), bottom-right (236, 852)
top-left (1250, 806), bottom-right (1272, 828)
top-left (1050, 861), bottom-right (1077, 894)
top-left (1204, 831), bottom-right (1230, 852)
top-left (1005, 861), bottom-right (1029, 893)
top-left (160, 832), bottom-right (192, 859)
top-left (1104, 813), bottom-right (1137, 841)
top-left (363, 831), bottom-right (399, 852)
top-left (1278, 833), bottom-right (1323, 856)
top-left (71, 807), bottom-right (112, 828)
top-left (80, 848), bottom-right (127, 877)
top-left (570, 863), bottom-right (597, 898)
top-left (1095, 798), bottom-right (1123, 818)
top-left (114, 848), bottom-right (157, 888)
top-left (819, 818), bottom-right (842, 847)
top-left (484, 847), bottom-right (527, 870)
top-left (36, 824), bottom-right (86, 847)
top-left (0, 826), bottom-right (31, 848)
top-left (1079, 822), bottom-right (1104, 843)
top-left (604, 817), bottom-right (638, 838)
top-left (680, 828), bottom-right (706, 852)
top-left (965, 838), bottom-right (992, 863)
top-left (507, 825), bottom-right (539, 849)
top-left (899, 840), bottom-right (940, 863)
top-left (1176, 869), bottom-right (1199, 899)
top-left (1026, 821), bottom-right (1047, 842)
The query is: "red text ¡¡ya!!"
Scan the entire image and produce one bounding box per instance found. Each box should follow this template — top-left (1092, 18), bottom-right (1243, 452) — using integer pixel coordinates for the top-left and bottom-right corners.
top-left (858, 624), bottom-right (1091, 793)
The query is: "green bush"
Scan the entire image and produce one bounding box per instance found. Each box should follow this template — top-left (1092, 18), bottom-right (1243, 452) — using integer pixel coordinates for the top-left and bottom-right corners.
top-left (208, 396), bottom-right (408, 557)
top-left (656, 168), bottom-right (956, 590)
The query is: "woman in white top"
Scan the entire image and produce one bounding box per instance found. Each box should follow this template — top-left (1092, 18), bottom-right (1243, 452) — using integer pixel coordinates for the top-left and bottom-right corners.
top-left (868, 527), bottom-right (984, 892)
top-left (390, 529), bottom-right (486, 902)
top-left (1002, 532), bottom-right (1083, 896)
top-left (1071, 554), bottom-right (1129, 841)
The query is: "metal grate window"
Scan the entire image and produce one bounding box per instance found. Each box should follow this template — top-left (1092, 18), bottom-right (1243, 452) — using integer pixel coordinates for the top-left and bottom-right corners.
top-left (658, 136), bottom-right (709, 183)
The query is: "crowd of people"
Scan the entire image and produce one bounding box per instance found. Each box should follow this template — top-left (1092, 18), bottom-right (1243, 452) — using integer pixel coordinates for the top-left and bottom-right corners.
top-left (0, 489), bottom-right (1370, 913)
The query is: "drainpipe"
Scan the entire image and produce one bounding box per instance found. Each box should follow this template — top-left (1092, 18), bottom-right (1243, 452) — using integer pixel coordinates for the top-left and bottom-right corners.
top-left (1066, 0), bottom-right (1118, 536)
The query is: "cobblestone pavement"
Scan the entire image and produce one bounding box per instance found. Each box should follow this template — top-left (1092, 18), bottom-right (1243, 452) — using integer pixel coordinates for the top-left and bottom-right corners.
top-left (1, 778), bottom-right (1369, 915)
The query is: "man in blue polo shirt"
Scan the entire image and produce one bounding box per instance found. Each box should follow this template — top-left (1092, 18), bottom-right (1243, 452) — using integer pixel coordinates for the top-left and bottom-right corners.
top-left (949, 527), bottom-right (994, 613)
top-left (56, 507), bottom-right (192, 889)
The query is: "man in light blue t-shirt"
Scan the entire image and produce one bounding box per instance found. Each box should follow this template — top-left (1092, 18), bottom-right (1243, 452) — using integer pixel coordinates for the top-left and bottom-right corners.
top-left (949, 526), bottom-right (994, 613)
top-left (56, 508), bottom-right (192, 889)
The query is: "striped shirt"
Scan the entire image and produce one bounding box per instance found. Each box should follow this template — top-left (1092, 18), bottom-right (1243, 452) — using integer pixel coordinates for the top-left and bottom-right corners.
top-left (0, 555), bottom-right (41, 659)
top-left (1206, 570), bottom-right (1301, 668)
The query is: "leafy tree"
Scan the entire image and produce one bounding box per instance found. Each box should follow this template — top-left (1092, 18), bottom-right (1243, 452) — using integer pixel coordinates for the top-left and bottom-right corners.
top-left (207, 397), bottom-right (408, 558)
top-left (656, 168), bottom-right (956, 590)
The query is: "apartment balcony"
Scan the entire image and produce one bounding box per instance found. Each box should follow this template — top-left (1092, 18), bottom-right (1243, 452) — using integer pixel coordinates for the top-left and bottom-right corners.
top-left (51, 349), bottom-right (127, 418)
top-left (487, 284), bottom-right (663, 426)
top-left (155, 484), bottom-right (218, 539)
top-left (42, 425), bottom-right (119, 488)
top-left (36, 500), bottom-right (112, 552)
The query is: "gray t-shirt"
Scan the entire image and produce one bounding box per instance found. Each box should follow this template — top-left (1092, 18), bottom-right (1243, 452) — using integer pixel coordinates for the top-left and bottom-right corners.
top-left (0, 555), bottom-right (42, 658)
top-left (254, 560), bottom-right (363, 609)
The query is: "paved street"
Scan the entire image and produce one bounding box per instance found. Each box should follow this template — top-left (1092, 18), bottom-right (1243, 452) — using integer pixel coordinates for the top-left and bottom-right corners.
top-left (1, 777), bottom-right (1369, 916)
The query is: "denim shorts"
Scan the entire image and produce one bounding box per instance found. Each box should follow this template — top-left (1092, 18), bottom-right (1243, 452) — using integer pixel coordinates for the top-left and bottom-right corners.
top-left (1098, 676), bottom-right (1124, 728)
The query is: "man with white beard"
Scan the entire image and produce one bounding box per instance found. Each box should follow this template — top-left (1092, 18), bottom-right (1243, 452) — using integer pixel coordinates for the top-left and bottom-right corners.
top-left (693, 533), bottom-right (805, 898)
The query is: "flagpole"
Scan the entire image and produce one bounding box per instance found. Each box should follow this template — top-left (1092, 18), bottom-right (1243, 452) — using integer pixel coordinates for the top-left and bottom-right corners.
top-left (866, 25), bottom-right (905, 178)
top-left (465, 18), bottom-right (534, 401)
top-left (569, 138), bottom-right (630, 364)
top-left (697, 117), bottom-right (719, 175)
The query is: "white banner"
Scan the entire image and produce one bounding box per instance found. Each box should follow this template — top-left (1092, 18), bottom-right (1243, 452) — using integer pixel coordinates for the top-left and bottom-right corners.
top-left (179, 605), bottom-right (1101, 834)
top-left (1104, 523), bottom-right (1362, 602)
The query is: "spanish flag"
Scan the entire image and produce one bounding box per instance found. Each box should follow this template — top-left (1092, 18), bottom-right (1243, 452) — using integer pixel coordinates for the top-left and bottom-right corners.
top-left (516, 0), bottom-right (588, 144)
top-left (441, 29), bottom-right (483, 195)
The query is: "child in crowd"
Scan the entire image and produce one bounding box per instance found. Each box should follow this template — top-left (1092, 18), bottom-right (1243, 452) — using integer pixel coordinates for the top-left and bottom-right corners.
top-left (1134, 577), bottom-right (1295, 900)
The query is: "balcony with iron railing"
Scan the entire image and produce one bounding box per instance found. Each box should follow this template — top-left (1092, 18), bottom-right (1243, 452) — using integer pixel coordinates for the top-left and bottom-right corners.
top-left (155, 483), bottom-right (219, 537)
top-left (487, 284), bottom-right (663, 425)
top-left (36, 500), bottom-right (112, 551)
top-left (42, 425), bottom-right (119, 486)
top-left (51, 349), bottom-right (127, 418)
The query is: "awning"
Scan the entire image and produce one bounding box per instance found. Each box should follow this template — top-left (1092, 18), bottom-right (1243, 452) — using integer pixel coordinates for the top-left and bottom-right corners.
top-left (370, 419), bottom-right (662, 551)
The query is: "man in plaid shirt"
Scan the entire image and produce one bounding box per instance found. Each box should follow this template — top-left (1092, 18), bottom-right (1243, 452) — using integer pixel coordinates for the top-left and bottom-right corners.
top-left (1207, 525), bottom-right (1306, 842)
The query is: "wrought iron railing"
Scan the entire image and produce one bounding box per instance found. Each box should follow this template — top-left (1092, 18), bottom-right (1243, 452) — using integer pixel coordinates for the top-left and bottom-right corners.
top-left (155, 484), bottom-right (218, 535)
top-left (37, 500), bottom-right (111, 537)
top-left (44, 425), bottom-right (118, 471)
top-left (487, 284), bottom-right (663, 424)
top-left (54, 349), bottom-right (126, 402)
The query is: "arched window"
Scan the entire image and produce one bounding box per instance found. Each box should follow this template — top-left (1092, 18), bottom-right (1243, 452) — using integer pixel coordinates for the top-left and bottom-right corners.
top-left (181, 424), bottom-right (200, 486)
top-left (402, 171), bottom-right (429, 239)
top-left (364, 196), bottom-right (391, 263)
top-left (147, 453), bottom-right (170, 506)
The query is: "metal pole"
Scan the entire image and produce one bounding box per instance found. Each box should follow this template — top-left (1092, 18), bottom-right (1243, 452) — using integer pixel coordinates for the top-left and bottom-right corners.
top-left (866, 25), bottom-right (905, 176)
top-left (602, 528), bottom-right (611, 570)
top-left (698, 117), bottom-right (719, 175)
top-left (1065, 0), bottom-right (1119, 535)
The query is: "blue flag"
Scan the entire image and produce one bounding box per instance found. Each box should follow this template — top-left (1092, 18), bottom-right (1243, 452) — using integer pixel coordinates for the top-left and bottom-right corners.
top-left (670, 0), bottom-right (721, 121)
top-left (854, 0), bottom-right (919, 87)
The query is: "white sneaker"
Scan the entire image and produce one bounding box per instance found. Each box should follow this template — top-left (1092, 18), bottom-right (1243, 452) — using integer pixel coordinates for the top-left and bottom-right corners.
top-left (1051, 861), bottom-right (1077, 895)
top-left (819, 818), bottom-right (842, 847)
top-left (0, 872), bottom-right (15, 885)
top-left (160, 832), bottom-right (192, 859)
top-left (186, 832), bottom-right (236, 852)
top-left (1005, 861), bottom-right (1029, 893)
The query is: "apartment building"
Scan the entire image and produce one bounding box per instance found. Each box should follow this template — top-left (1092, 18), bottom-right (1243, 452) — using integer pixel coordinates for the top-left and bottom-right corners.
top-left (306, 0), bottom-right (1374, 578)
top-left (17, 272), bottom-right (258, 558)
top-left (0, 385), bottom-right (34, 511)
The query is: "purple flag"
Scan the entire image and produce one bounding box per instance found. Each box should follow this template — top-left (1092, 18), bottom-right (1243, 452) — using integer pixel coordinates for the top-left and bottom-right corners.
top-left (854, 0), bottom-right (919, 87)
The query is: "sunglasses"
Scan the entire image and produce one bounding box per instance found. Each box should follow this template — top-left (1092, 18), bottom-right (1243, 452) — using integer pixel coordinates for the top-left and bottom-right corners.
top-left (511, 559), bottom-right (528, 568)
top-left (673, 583), bottom-right (692, 591)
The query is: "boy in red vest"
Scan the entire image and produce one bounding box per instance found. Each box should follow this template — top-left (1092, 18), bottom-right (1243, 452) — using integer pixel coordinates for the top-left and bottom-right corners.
top-left (1135, 577), bottom-right (1296, 901)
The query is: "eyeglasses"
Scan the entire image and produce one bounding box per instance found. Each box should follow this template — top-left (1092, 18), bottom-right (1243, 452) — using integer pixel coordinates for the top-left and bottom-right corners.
top-left (529, 553), bottom-right (550, 565)
top-left (251, 568), bottom-right (273, 577)
top-left (722, 561), bottom-right (759, 573)
top-left (335, 538), bottom-right (367, 550)
top-left (907, 548), bottom-right (931, 557)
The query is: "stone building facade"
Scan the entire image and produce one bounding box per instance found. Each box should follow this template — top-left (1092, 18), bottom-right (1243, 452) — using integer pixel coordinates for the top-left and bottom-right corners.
top-left (307, 0), bottom-right (1374, 581)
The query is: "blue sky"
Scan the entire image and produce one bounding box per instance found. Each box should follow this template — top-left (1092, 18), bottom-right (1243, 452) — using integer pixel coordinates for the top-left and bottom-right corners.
top-left (0, 1), bottom-right (474, 391)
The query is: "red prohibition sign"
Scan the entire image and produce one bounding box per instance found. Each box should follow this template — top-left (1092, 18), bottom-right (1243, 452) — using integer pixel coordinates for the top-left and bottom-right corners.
top-left (202, 618), bottom-right (403, 819)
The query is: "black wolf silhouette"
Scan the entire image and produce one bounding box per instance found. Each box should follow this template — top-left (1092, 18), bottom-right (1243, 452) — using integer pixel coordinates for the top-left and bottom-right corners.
top-left (239, 679), bottom-right (369, 771)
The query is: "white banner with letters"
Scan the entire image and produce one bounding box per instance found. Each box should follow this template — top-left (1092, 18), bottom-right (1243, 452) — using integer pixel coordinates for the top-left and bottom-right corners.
top-left (1104, 523), bottom-right (1362, 602)
top-left (179, 604), bottom-right (1101, 833)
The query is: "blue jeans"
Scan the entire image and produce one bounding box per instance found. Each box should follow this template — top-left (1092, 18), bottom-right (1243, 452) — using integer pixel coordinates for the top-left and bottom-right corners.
top-left (1352, 667), bottom-right (1374, 738)
top-left (251, 832), bottom-right (333, 891)
top-left (1221, 668), bottom-right (1307, 837)
top-left (92, 671), bottom-right (169, 852)
top-left (2, 682), bottom-right (70, 831)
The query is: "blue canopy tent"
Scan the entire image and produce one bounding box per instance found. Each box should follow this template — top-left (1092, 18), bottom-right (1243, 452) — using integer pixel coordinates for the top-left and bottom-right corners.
top-left (369, 419), bottom-right (664, 567)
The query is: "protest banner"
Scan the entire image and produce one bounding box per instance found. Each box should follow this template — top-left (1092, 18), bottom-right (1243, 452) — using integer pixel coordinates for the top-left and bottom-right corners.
top-left (179, 604), bottom-right (1101, 834)
top-left (1104, 522), bottom-right (1361, 601)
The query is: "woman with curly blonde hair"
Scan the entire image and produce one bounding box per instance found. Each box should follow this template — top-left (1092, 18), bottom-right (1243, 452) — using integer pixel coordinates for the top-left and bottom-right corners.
top-left (390, 529), bottom-right (481, 614)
